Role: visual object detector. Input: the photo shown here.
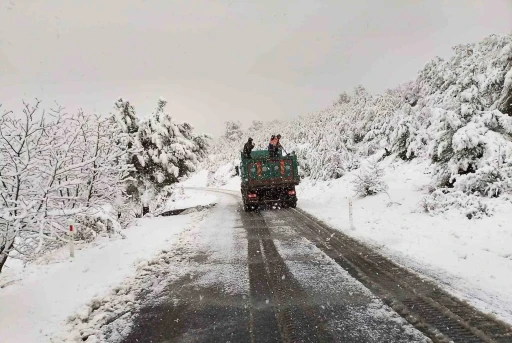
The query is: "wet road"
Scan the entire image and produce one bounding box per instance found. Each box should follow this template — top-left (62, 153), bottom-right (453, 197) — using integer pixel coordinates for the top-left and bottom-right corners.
top-left (121, 190), bottom-right (429, 343)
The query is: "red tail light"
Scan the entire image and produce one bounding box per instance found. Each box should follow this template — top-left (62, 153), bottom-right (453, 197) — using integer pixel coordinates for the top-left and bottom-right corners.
top-left (248, 193), bottom-right (257, 198)
top-left (288, 190), bottom-right (296, 195)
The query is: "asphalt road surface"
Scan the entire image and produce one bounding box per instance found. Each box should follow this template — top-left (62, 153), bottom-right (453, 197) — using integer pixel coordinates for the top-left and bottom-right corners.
top-left (120, 189), bottom-right (512, 343)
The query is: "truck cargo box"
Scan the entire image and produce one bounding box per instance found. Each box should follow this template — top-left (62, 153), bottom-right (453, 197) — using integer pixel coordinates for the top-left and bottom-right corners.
top-left (239, 150), bottom-right (300, 211)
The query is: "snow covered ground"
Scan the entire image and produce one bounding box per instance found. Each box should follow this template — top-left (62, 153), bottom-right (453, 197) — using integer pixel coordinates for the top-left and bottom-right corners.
top-left (295, 159), bottom-right (512, 325)
top-left (0, 189), bottom-right (218, 343)
top-left (180, 169), bottom-right (210, 188)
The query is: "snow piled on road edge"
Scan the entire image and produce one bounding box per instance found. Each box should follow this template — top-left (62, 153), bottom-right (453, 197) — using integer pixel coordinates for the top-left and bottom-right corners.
top-left (0, 189), bottom-right (218, 343)
top-left (52, 210), bottom-right (212, 343)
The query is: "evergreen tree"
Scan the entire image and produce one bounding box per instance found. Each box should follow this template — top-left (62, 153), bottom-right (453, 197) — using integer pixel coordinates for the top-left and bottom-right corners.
top-left (134, 98), bottom-right (209, 191)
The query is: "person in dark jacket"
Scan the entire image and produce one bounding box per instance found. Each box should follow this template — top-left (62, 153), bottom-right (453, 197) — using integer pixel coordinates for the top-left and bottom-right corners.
top-left (268, 135), bottom-right (276, 156)
top-left (274, 134), bottom-right (282, 156)
top-left (243, 137), bottom-right (255, 159)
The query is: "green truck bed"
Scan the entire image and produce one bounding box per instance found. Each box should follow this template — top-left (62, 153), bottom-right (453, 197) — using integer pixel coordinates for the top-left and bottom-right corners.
top-left (240, 150), bottom-right (300, 187)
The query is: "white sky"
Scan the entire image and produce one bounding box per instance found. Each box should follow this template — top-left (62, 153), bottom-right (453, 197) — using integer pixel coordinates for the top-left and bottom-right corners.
top-left (1, 0), bottom-right (511, 136)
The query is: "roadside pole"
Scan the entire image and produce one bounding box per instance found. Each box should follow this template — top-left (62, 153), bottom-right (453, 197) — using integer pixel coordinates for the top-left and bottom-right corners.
top-left (348, 198), bottom-right (355, 230)
top-left (68, 218), bottom-right (75, 259)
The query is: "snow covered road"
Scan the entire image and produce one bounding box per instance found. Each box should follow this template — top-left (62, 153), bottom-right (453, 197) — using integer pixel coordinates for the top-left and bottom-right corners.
top-left (10, 186), bottom-right (508, 342)
top-left (120, 190), bottom-right (429, 343)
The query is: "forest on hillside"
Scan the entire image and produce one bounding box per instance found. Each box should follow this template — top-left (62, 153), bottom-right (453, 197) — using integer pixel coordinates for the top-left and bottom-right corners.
top-left (207, 34), bottom-right (512, 203)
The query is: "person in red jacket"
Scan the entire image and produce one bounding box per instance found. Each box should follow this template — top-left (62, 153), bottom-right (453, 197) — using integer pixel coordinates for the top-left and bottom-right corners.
top-left (268, 135), bottom-right (275, 150)
top-left (268, 135), bottom-right (277, 157)
top-left (269, 134), bottom-right (281, 157)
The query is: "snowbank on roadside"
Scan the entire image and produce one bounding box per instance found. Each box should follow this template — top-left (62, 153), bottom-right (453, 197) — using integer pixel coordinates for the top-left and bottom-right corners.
top-left (221, 175), bottom-right (241, 191)
top-left (0, 191), bottom-right (216, 343)
top-left (57, 190), bottom-right (242, 342)
top-left (157, 186), bottom-right (218, 214)
top-left (179, 168), bottom-right (240, 193)
top-left (208, 162), bottom-right (236, 187)
top-left (297, 159), bottom-right (512, 324)
top-left (180, 169), bottom-right (209, 188)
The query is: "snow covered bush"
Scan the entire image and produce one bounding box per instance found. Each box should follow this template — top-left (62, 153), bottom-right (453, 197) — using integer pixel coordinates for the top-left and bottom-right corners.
top-left (352, 160), bottom-right (388, 197)
top-left (74, 208), bottom-right (127, 242)
top-left (391, 104), bottom-right (427, 161)
top-left (149, 185), bottom-right (175, 215)
top-left (421, 35), bottom-right (512, 195)
top-left (421, 189), bottom-right (493, 219)
top-left (429, 107), bottom-right (512, 195)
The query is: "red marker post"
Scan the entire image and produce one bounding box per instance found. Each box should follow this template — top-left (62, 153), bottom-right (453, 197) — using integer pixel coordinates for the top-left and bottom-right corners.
top-left (68, 219), bottom-right (75, 258)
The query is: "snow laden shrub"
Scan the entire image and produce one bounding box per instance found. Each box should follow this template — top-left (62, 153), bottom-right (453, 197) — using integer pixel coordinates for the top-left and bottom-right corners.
top-left (429, 108), bottom-right (463, 187)
top-left (149, 185), bottom-right (175, 215)
top-left (113, 98), bottom-right (139, 135)
top-left (422, 35), bottom-right (512, 194)
top-left (391, 104), bottom-right (428, 161)
top-left (74, 207), bottom-right (126, 242)
top-left (111, 98), bottom-right (210, 216)
top-left (352, 160), bottom-right (388, 197)
top-left (430, 108), bottom-right (512, 195)
top-left (421, 189), bottom-right (493, 219)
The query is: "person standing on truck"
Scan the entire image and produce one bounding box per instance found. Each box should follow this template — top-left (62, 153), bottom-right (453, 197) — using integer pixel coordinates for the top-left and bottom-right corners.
top-left (243, 137), bottom-right (255, 159)
top-left (269, 135), bottom-right (278, 157)
top-left (274, 134), bottom-right (282, 156)
top-left (268, 135), bottom-right (275, 150)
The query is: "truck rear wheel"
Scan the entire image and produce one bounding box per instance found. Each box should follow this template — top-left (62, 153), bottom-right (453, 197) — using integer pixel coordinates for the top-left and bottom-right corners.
top-left (288, 201), bottom-right (297, 208)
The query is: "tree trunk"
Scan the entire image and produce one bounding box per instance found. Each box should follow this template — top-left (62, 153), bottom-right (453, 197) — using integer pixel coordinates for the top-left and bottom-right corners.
top-left (0, 239), bottom-right (14, 274)
top-left (500, 92), bottom-right (512, 116)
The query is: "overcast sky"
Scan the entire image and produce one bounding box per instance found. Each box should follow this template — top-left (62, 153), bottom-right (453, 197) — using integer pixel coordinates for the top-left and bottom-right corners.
top-left (1, 0), bottom-right (511, 136)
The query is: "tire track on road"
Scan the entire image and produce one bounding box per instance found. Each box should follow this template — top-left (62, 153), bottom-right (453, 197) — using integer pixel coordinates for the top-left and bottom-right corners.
top-left (242, 210), bottom-right (334, 343)
top-left (285, 207), bottom-right (512, 343)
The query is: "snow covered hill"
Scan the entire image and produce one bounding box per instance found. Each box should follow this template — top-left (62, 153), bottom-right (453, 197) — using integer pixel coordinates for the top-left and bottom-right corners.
top-left (207, 34), bottom-right (512, 200)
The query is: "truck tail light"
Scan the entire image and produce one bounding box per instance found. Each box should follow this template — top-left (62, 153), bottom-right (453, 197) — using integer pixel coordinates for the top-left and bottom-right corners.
top-left (248, 193), bottom-right (257, 199)
top-left (288, 190), bottom-right (296, 195)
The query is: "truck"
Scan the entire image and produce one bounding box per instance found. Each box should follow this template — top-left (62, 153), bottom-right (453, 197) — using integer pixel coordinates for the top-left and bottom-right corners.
top-left (239, 149), bottom-right (300, 211)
